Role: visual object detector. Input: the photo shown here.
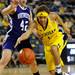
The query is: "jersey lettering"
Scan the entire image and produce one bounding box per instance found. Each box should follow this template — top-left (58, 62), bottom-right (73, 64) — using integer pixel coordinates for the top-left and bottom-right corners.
top-left (20, 20), bottom-right (28, 31)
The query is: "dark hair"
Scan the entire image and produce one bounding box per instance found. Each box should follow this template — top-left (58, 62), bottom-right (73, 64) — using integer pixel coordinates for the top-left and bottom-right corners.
top-left (36, 5), bottom-right (50, 15)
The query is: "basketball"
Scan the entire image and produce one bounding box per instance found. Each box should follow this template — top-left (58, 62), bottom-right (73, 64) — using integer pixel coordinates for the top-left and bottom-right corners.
top-left (18, 48), bottom-right (35, 64)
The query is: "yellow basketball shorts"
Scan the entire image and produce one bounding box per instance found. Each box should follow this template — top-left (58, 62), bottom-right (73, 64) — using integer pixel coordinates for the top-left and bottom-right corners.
top-left (44, 36), bottom-right (67, 71)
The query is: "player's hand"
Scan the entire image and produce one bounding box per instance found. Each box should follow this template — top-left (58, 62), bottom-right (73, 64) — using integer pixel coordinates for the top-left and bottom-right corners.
top-left (11, 0), bottom-right (19, 9)
top-left (11, 0), bottom-right (19, 5)
top-left (68, 34), bottom-right (72, 40)
top-left (14, 37), bottom-right (21, 48)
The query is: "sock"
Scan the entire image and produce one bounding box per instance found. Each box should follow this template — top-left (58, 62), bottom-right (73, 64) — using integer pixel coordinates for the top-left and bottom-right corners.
top-left (56, 64), bottom-right (62, 74)
top-left (33, 71), bottom-right (40, 75)
top-left (55, 72), bottom-right (62, 75)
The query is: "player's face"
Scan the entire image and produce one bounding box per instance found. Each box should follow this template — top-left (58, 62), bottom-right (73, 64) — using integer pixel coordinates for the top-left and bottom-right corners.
top-left (19, 0), bottom-right (27, 7)
top-left (37, 16), bottom-right (48, 26)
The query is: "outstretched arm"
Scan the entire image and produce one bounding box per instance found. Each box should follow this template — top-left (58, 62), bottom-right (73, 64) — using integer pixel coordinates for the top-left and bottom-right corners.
top-left (19, 22), bottom-right (35, 41)
top-left (50, 12), bottom-right (72, 39)
top-left (0, 1), bottom-right (18, 27)
top-left (56, 14), bottom-right (72, 38)
top-left (50, 12), bottom-right (70, 34)
top-left (56, 14), bottom-right (70, 34)
top-left (1, 1), bottom-right (18, 16)
top-left (14, 22), bottom-right (35, 47)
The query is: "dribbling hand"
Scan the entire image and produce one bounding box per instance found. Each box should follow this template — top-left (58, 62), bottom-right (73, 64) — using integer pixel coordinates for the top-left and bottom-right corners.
top-left (14, 37), bottom-right (21, 48)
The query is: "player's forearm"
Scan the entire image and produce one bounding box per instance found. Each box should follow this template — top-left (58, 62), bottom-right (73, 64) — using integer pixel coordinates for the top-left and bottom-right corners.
top-left (20, 22), bottom-right (35, 41)
top-left (1, 3), bottom-right (17, 15)
top-left (63, 26), bottom-right (70, 34)
top-left (61, 24), bottom-right (70, 35)
top-left (20, 30), bottom-right (33, 41)
top-left (57, 15), bottom-right (70, 35)
top-left (1, 5), bottom-right (12, 15)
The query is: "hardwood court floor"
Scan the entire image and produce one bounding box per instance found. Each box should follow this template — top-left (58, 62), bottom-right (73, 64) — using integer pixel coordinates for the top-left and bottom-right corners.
top-left (0, 64), bottom-right (75, 75)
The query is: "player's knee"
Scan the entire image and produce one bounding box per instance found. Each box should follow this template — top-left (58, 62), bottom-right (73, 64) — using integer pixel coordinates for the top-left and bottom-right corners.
top-left (0, 58), bottom-right (10, 66)
top-left (51, 46), bottom-right (58, 53)
top-left (0, 49), bottom-right (12, 65)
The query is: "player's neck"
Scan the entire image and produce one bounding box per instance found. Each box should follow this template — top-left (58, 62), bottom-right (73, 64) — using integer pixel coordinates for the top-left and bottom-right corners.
top-left (19, 4), bottom-right (26, 8)
top-left (42, 20), bottom-right (48, 30)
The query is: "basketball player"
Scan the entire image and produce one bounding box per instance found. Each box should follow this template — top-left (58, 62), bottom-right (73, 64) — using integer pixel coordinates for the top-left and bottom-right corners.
top-left (0, 0), bottom-right (40, 75)
top-left (15, 5), bottom-right (70, 75)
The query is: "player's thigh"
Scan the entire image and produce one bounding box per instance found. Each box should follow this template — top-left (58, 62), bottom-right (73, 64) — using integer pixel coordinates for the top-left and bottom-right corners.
top-left (52, 36), bottom-right (64, 55)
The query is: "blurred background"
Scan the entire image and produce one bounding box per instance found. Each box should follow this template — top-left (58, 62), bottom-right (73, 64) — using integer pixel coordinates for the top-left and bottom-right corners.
top-left (0, 0), bottom-right (75, 68)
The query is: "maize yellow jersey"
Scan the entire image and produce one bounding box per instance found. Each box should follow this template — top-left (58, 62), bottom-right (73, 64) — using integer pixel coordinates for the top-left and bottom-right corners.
top-left (34, 17), bottom-right (63, 45)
